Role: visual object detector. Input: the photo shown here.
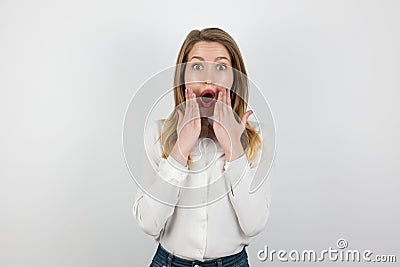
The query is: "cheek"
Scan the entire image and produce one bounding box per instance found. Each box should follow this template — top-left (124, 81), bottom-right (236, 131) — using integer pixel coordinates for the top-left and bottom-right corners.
top-left (184, 82), bottom-right (202, 95)
top-left (213, 71), bottom-right (234, 89)
top-left (184, 66), bottom-right (204, 85)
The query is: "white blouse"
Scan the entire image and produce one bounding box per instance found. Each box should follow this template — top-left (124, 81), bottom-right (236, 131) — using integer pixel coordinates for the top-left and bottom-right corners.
top-left (132, 119), bottom-right (272, 261)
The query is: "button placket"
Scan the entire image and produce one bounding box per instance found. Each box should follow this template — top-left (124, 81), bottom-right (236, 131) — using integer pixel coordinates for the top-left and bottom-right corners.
top-left (196, 139), bottom-right (208, 261)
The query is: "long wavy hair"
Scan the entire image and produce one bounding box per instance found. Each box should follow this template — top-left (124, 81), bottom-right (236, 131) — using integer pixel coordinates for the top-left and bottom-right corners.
top-left (160, 28), bottom-right (262, 164)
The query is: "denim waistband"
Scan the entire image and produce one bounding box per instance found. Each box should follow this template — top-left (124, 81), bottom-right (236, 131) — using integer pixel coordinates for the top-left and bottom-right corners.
top-left (153, 243), bottom-right (248, 267)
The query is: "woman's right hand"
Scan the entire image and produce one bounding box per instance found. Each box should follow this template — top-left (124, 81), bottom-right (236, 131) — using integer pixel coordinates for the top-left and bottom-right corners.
top-left (170, 88), bottom-right (201, 166)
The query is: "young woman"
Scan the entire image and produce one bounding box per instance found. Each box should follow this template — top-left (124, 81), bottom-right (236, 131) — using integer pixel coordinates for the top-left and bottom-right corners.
top-left (133, 28), bottom-right (272, 267)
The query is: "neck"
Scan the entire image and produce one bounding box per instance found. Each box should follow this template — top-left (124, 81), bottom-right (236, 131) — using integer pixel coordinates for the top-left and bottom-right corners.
top-left (199, 117), bottom-right (216, 140)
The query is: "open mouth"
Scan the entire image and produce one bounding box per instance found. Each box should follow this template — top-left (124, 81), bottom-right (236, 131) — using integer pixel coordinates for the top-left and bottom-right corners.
top-left (199, 89), bottom-right (216, 108)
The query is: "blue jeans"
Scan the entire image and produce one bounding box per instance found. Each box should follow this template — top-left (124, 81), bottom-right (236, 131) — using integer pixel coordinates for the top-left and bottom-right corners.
top-left (149, 243), bottom-right (250, 267)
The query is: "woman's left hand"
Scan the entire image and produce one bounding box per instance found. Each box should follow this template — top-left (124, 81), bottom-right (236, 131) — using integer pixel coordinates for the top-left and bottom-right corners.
top-left (213, 88), bottom-right (253, 162)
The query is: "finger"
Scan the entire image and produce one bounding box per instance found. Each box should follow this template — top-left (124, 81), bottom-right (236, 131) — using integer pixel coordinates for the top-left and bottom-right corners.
top-left (241, 110), bottom-right (253, 126)
top-left (219, 90), bottom-right (225, 117)
top-left (218, 90), bottom-right (223, 109)
top-left (190, 92), bottom-right (197, 119)
top-left (185, 88), bottom-right (189, 111)
top-left (177, 109), bottom-right (183, 125)
top-left (214, 90), bottom-right (222, 120)
top-left (222, 88), bottom-right (227, 107)
top-left (223, 89), bottom-right (230, 118)
top-left (192, 96), bottom-right (201, 127)
top-left (226, 87), bottom-right (231, 108)
top-left (188, 88), bottom-right (194, 118)
top-left (192, 91), bottom-right (199, 114)
top-left (192, 91), bottom-right (198, 116)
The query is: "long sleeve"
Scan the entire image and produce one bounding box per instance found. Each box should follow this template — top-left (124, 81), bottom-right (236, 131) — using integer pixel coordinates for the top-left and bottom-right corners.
top-left (132, 121), bottom-right (188, 239)
top-left (223, 123), bottom-right (273, 237)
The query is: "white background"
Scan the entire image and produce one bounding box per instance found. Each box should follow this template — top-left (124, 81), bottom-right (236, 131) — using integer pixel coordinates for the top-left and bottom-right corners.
top-left (1, 0), bottom-right (399, 266)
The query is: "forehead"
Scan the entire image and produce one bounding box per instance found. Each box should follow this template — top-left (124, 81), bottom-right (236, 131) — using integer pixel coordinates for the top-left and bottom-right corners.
top-left (188, 41), bottom-right (231, 61)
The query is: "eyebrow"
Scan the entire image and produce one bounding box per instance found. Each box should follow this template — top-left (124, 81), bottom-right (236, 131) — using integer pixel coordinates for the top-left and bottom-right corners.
top-left (189, 56), bottom-right (231, 62)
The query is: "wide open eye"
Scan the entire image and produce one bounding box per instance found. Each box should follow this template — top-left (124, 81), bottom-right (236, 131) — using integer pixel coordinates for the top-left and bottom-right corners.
top-left (192, 63), bottom-right (204, 71)
top-left (216, 64), bottom-right (227, 71)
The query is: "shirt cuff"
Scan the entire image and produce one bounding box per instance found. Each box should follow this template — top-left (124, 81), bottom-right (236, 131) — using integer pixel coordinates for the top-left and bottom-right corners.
top-left (224, 153), bottom-right (249, 173)
top-left (223, 154), bottom-right (250, 188)
top-left (158, 155), bottom-right (189, 185)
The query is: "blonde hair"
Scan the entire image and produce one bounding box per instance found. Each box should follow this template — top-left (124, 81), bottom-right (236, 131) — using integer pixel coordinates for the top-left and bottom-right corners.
top-left (160, 28), bottom-right (262, 164)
